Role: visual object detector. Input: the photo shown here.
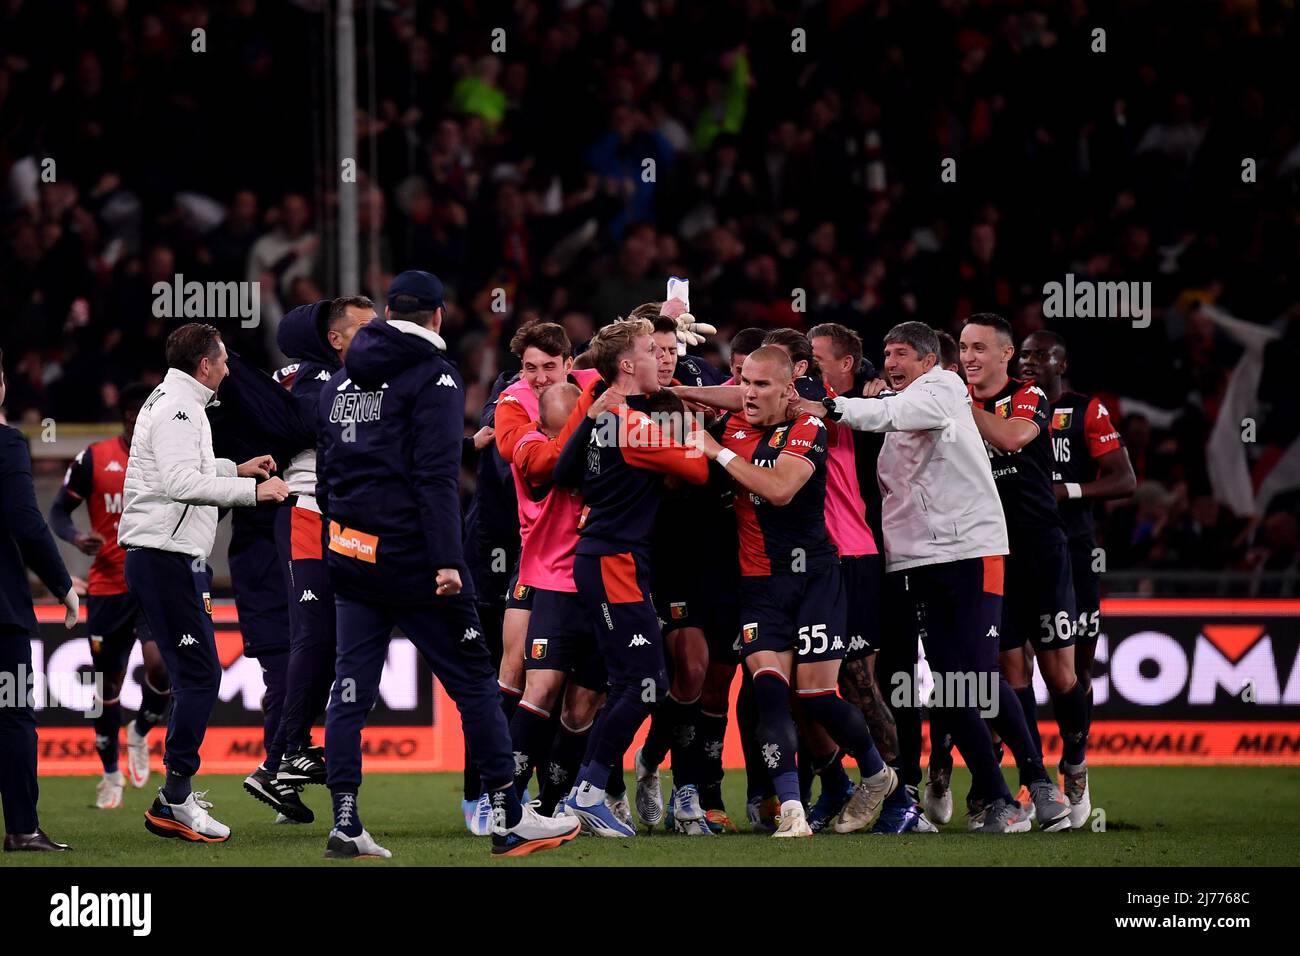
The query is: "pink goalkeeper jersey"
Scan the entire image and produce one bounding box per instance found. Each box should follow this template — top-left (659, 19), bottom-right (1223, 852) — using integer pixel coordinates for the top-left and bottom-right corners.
top-left (512, 430), bottom-right (584, 592)
top-left (824, 417), bottom-right (879, 558)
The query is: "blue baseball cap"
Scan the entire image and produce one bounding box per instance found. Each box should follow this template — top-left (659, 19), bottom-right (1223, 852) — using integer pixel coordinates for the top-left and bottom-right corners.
top-left (387, 270), bottom-right (445, 312)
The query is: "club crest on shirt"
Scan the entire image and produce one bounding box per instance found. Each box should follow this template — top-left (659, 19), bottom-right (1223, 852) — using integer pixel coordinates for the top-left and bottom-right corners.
top-left (768, 427), bottom-right (788, 449)
top-left (995, 397), bottom-right (1011, 419)
top-left (670, 601), bottom-right (688, 620)
top-left (1052, 408), bottom-right (1073, 430)
top-left (742, 622), bottom-right (759, 644)
top-left (513, 582), bottom-right (532, 601)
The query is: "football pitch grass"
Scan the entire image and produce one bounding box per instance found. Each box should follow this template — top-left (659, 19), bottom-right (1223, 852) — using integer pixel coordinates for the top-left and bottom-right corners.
top-left (8, 766), bottom-right (1298, 867)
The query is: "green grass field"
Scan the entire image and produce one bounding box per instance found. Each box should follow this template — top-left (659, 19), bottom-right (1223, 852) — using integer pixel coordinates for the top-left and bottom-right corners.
top-left (8, 766), bottom-right (1298, 867)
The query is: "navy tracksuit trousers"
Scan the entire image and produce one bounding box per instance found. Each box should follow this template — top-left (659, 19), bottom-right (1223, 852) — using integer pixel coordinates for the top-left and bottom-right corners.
top-left (326, 593), bottom-right (514, 792)
top-left (124, 548), bottom-right (218, 781)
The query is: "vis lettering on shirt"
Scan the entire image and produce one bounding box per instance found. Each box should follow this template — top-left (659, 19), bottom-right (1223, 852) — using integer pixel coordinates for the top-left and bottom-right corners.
top-left (328, 521), bottom-right (379, 563)
top-left (329, 389), bottom-right (384, 424)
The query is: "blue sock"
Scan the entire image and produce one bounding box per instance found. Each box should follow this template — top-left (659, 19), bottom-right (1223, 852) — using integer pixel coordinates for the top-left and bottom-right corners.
top-left (490, 782), bottom-right (523, 828)
top-left (162, 770), bottom-right (191, 803)
top-left (752, 671), bottom-right (800, 803)
top-left (94, 701), bottom-right (122, 774)
top-left (799, 692), bottom-right (886, 778)
top-left (331, 789), bottom-right (363, 837)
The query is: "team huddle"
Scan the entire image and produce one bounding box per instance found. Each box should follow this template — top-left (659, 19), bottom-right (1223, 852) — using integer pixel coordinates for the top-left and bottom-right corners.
top-left (60, 268), bottom-right (1135, 858)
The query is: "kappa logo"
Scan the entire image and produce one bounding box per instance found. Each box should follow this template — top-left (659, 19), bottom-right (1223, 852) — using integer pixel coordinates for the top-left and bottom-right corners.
top-left (761, 742), bottom-right (781, 769)
top-left (733, 430), bottom-right (747, 440)
top-left (178, 634), bottom-right (198, 647)
top-left (172, 411), bottom-right (189, 422)
top-left (848, 635), bottom-right (866, 653)
top-left (299, 590), bottom-right (318, 602)
top-left (316, 370), bottom-right (331, 381)
top-left (436, 373), bottom-right (458, 388)
top-left (832, 635), bottom-right (846, 651)
top-left (628, 634), bottom-right (650, 648)
top-left (462, 627), bottom-right (481, 643)
top-left (104, 460), bottom-right (124, 472)
top-left (986, 625), bottom-right (1000, 639)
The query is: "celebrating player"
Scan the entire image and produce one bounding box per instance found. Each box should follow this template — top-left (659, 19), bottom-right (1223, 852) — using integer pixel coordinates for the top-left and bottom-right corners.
top-left (1019, 330), bottom-right (1135, 826)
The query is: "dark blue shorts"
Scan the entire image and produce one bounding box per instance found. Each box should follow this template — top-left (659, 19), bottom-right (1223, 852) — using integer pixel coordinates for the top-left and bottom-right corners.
top-left (1068, 534), bottom-right (1101, 642)
top-left (573, 550), bottom-right (667, 692)
top-left (840, 553), bottom-right (883, 660)
top-left (738, 565), bottom-right (848, 664)
top-left (1002, 529), bottom-right (1077, 652)
top-left (505, 572), bottom-right (535, 612)
top-left (87, 591), bottom-right (153, 674)
top-left (525, 588), bottom-right (607, 691)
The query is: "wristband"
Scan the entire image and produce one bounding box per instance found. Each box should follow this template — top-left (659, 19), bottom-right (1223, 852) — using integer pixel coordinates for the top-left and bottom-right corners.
top-left (716, 449), bottom-right (738, 468)
top-left (1065, 482), bottom-right (1082, 499)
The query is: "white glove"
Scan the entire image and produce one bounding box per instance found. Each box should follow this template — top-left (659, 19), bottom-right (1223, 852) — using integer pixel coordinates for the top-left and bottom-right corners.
top-left (674, 312), bottom-right (718, 352)
top-left (62, 587), bottom-right (80, 630)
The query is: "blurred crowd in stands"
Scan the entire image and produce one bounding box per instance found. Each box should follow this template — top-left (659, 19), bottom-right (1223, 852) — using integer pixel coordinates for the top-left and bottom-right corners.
top-left (2, 0), bottom-right (1298, 583)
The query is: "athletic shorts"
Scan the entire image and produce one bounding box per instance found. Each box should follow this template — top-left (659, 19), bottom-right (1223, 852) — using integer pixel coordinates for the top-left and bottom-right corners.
top-left (1001, 528), bottom-right (1076, 652)
top-left (505, 572), bottom-right (535, 612)
top-left (524, 588), bottom-right (607, 691)
top-left (1068, 534), bottom-right (1101, 642)
top-left (840, 553), bottom-right (883, 661)
top-left (652, 571), bottom-right (741, 666)
top-left (573, 550), bottom-right (667, 691)
top-left (87, 591), bottom-right (153, 673)
top-left (737, 564), bottom-right (848, 665)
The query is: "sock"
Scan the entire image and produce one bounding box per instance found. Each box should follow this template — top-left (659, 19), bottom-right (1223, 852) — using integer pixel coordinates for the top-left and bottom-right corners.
top-left (1015, 685), bottom-right (1044, 757)
top-left (462, 741), bottom-right (479, 802)
top-left (992, 679), bottom-right (1048, 786)
top-left (538, 721), bottom-right (590, 815)
top-left (641, 694), bottom-right (688, 770)
top-left (697, 709), bottom-right (727, 809)
top-left (817, 750), bottom-right (853, 796)
top-left (668, 696), bottom-right (702, 788)
top-left (797, 740), bottom-right (816, 805)
top-left (1051, 679), bottom-right (1090, 766)
top-left (575, 779), bottom-right (606, 808)
top-left (606, 760), bottom-right (626, 799)
top-left (928, 708), bottom-right (954, 773)
top-left (135, 679), bottom-right (171, 735)
top-left (799, 692), bottom-right (886, 778)
top-left (883, 762), bottom-right (910, 808)
top-left (499, 684), bottom-right (522, 723)
top-left (94, 700), bottom-right (122, 774)
top-left (752, 670), bottom-right (800, 804)
top-left (737, 674), bottom-right (772, 800)
top-left (489, 781), bottom-right (523, 828)
top-left (508, 700), bottom-right (553, 797)
top-left (1083, 678), bottom-right (1094, 742)
top-left (162, 770), bottom-right (191, 804)
top-left (331, 788), bottom-right (363, 837)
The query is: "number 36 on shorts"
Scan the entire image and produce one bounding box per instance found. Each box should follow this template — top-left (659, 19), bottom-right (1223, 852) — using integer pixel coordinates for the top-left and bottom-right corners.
top-left (1038, 611), bottom-right (1074, 642)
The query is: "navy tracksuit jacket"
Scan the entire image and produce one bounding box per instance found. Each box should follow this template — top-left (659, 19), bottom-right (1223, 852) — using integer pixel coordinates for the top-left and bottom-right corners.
top-left (315, 318), bottom-right (513, 792)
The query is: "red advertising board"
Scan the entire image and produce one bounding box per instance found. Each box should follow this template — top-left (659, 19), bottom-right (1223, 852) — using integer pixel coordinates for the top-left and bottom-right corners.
top-left (28, 599), bottom-right (1300, 775)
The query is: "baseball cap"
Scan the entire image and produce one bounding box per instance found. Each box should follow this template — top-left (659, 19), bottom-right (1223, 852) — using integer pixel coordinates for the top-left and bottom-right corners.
top-left (387, 270), bottom-right (445, 312)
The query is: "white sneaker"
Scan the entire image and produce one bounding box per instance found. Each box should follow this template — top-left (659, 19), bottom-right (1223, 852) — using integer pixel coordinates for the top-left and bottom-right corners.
top-left (144, 789), bottom-right (230, 842)
top-left (773, 799), bottom-right (813, 838)
top-left (324, 828), bottom-right (392, 859)
top-left (125, 724), bottom-right (151, 788)
top-left (492, 801), bottom-right (581, 856)
top-left (634, 747), bottom-right (664, 828)
top-left (833, 765), bottom-right (899, 833)
top-left (671, 784), bottom-right (713, 836)
top-left (923, 766), bottom-right (953, 825)
top-left (95, 771), bottom-right (124, 810)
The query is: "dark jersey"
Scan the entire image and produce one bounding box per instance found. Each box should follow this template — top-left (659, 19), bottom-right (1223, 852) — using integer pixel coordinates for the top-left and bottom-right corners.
top-left (717, 412), bottom-right (837, 577)
top-left (61, 437), bottom-right (130, 595)
top-left (972, 377), bottom-right (1064, 539)
top-left (674, 354), bottom-right (724, 387)
top-left (575, 399), bottom-right (709, 558)
top-left (1050, 390), bottom-right (1124, 541)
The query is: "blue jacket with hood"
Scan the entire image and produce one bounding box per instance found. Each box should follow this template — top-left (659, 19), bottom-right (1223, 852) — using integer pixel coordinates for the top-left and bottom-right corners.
top-left (316, 317), bottom-right (470, 605)
top-left (275, 300), bottom-right (341, 439)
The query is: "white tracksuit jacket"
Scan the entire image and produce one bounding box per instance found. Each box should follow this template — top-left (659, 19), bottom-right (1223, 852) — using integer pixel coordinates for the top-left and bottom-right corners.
top-left (117, 368), bottom-right (257, 560)
top-left (831, 366), bottom-right (1009, 573)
